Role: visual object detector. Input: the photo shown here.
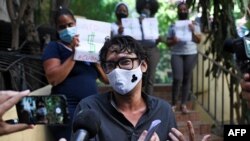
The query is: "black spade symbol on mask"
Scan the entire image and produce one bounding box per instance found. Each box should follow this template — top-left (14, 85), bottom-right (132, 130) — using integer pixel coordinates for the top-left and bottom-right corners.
top-left (131, 74), bottom-right (138, 83)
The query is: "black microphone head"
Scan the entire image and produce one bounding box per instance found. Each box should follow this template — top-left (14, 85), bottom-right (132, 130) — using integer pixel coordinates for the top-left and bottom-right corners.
top-left (72, 109), bottom-right (101, 138)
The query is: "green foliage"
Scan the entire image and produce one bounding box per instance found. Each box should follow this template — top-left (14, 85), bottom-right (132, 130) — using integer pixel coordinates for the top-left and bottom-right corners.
top-left (45, 96), bottom-right (66, 124)
top-left (156, 1), bottom-right (177, 37)
top-left (154, 1), bottom-right (177, 83)
top-left (34, 0), bottom-right (50, 24)
top-left (70, 0), bottom-right (118, 22)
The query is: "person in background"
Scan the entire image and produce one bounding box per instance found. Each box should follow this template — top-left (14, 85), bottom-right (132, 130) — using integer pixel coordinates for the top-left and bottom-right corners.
top-left (42, 7), bottom-right (108, 141)
top-left (165, 2), bottom-right (202, 114)
top-left (36, 99), bottom-right (48, 124)
top-left (111, 2), bottom-right (129, 37)
top-left (0, 90), bottom-right (34, 136)
top-left (136, 0), bottom-right (161, 95)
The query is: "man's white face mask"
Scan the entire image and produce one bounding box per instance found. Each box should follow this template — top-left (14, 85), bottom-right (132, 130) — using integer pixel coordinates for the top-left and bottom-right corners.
top-left (107, 65), bottom-right (142, 95)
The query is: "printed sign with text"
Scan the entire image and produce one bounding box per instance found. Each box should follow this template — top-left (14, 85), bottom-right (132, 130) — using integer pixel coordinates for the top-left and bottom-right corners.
top-left (74, 18), bottom-right (111, 62)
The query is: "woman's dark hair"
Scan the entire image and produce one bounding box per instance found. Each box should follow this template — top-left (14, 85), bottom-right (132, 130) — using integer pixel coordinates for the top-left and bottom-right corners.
top-left (115, 2), bottom-right (128, 14)
top-left (136, 0), bottom-right (159, 17)
top-left (177, 2), bottom-right (186, 10)
top-left (54, 6), bottom-right (76, 25)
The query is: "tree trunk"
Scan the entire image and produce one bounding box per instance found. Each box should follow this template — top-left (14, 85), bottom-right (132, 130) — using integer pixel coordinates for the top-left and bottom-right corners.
top-left (6, 0), bottom-right (28, 50)
top-left (23, 0), bottom-right (41, 54)
top-left (10, 21), bottom-right (20, 50)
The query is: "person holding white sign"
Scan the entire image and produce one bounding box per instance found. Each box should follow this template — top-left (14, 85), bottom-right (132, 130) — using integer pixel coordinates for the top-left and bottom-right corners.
top-left (111, 2), bottom-right (129, 37)
top-left (41, 7), bottom-right (108, 141)
top-left (166, 2), bottom-right (202, 114)
top-left (135, 0), bottom-right (161, 95)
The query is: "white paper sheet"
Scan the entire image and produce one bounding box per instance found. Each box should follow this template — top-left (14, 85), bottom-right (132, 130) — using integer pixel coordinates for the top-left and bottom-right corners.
top-left (142, 18), bottom-right (159, 40)
top-left (74, 18), bottom-right (111, 62)
top-left (122, 18), bottom-right (142, 40)
top-left (174, 20), bottom-right (192, 42)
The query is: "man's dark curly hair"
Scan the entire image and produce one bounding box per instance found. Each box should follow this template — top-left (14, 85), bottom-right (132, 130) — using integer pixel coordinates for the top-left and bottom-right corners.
top-left (99, 35), bottom-right (147, 65)
top-left (136, 0), bottom-right (159, 17)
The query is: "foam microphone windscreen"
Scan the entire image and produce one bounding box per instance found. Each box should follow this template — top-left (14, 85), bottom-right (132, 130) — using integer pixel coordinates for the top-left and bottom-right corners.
top-left (72, 109), bottom-right (101, 138)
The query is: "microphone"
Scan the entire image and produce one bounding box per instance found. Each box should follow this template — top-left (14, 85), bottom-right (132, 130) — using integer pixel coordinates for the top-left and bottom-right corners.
top-left (71, 109), bottom-right (101, 141)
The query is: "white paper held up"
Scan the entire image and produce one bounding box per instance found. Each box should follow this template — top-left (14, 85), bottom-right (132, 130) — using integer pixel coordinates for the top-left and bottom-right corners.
top-left (174, 20), bottom-right (192, 42)
top-left (74, 18), bottom-right (111, 62)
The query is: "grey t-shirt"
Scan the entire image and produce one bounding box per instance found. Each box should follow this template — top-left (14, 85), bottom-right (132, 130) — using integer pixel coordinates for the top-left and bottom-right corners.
top-left (167, 20), bottom-right (201, 55)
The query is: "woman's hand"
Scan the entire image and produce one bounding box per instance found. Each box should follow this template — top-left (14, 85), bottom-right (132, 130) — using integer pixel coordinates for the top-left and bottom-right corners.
top-left (188, 23), bottom-right (195, 33)
top-left (118, 25), bottom-right (124, 34)
top-left (95, 63), bottom-right (109, 84)
top-left (70, 34), bottom-right (80, 53)
top-left (166, 36), bottom-right (181, 47)
top-left (189, 22), bottom-right (202, 43)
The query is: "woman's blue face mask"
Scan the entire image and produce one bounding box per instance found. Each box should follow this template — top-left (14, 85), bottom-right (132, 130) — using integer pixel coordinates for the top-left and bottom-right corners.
top-left (58, 26), bottom-right (77, 43)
